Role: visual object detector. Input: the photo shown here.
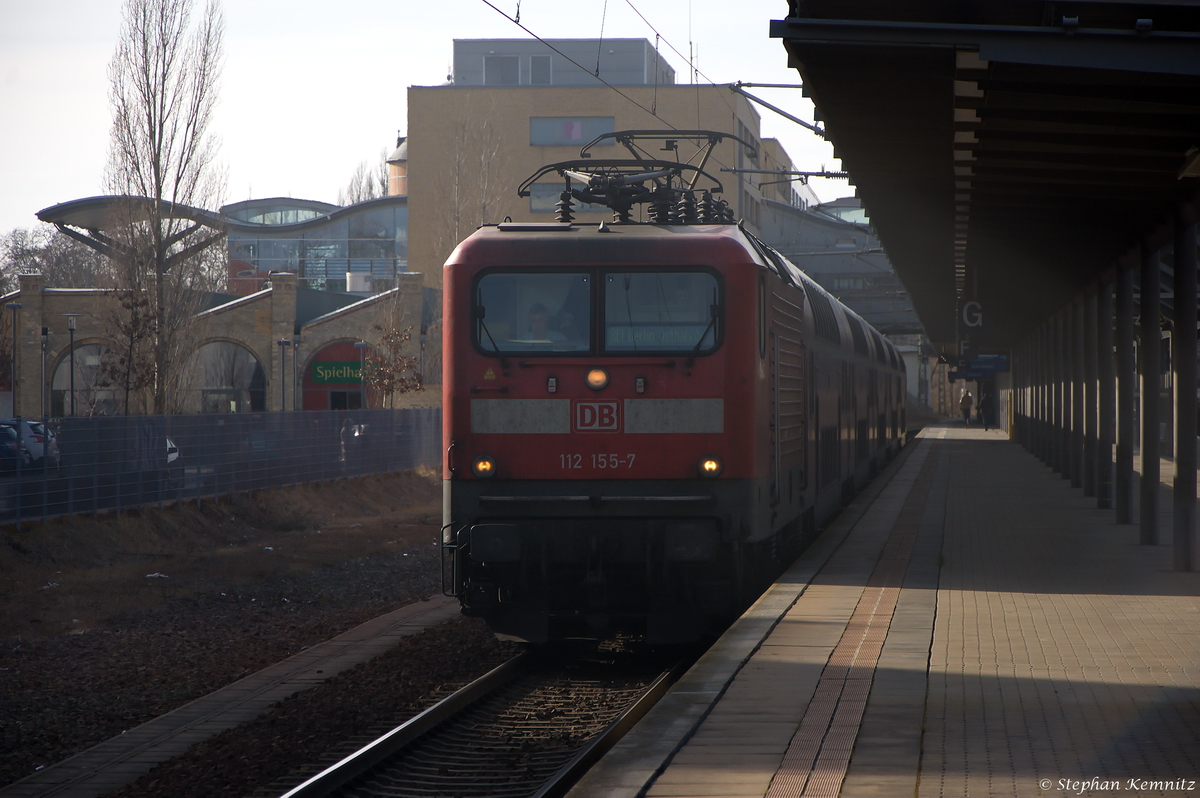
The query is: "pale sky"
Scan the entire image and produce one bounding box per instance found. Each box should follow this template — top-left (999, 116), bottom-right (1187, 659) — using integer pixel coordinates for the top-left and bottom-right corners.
top-left (0, 0), bottom-right (841, 233)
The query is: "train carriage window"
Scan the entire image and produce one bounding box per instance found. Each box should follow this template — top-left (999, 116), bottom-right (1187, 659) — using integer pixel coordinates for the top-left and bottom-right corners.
top-left (758, 275), bottom-right (767, 359)
top-left (847, 316), bottom-right (870, 357)
top-left (603, 271), bottom-right (721, 354)
top-left (799, 275), bottom-right (841, 345)
top-left (474, 272), bottom-right (591, 354)
top-left (871, 330), bottom-right (888, 364)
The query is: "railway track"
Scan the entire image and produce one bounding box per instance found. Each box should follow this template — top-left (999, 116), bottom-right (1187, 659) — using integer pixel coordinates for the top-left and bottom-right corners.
top-left (278, 644), bottom-right (688, 798)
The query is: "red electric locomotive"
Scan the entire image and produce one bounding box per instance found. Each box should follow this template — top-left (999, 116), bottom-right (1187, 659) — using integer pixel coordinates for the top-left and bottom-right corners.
top-left (442, 132), bottom-right (906, 643)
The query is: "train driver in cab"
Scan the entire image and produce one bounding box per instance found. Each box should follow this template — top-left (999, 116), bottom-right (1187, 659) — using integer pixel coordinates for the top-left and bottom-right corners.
top-left (523, 303), bottom-right (567, 342)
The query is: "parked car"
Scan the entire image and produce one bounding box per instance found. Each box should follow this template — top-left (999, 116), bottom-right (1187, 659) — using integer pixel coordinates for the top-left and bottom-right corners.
top-left (0, 419), bottom-right (60, 468)
top-left (0, 423), bottom-right (33, 472)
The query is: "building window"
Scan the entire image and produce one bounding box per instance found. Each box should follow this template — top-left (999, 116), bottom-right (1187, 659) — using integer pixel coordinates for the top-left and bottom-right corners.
top-left (530, 55), bottom-right (551, 85)
top-left (741, 190), bottom-right (760, 228)
top-left (484, 56), bottom-right (519, 86)
top-left (52, 343), bottom-right (121, 417)
top-left (829, 277), bottom-right (866, 291)
top-left (188, 341), bottom-right (267, 413)
top-left (530, 117), bottom-right (615, 147)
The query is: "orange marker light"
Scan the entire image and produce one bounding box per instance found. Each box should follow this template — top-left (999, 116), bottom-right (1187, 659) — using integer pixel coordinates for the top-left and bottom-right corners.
top-left (698, 456), bottom-right (723, 478)
top-left (472, 455), bottom-right (497, 478)
top-left (586, 368), bottom-right (609, 390)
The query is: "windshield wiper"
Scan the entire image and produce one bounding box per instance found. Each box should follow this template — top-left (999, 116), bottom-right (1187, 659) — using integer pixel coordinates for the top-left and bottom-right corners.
top-left (474, 305), bottom-right (506, 364)
top-left (685, 294), bottom-right (720, 368)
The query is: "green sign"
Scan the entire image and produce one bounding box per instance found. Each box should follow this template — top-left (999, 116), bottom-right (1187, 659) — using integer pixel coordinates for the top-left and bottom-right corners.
top-left (312, 361), bottom-right (361, 383)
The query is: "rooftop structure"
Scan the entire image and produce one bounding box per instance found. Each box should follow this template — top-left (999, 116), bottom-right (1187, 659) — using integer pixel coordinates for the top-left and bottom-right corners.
top-left (451, 38), bottom-right (675, 87)
top-left (38, 194), bottom-right (410, 298)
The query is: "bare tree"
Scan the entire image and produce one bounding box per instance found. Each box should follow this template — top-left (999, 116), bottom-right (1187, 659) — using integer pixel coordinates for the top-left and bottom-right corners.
top-left (429, 102), bottom-right (509, 270)
top-left (337, 148), bottom-right (389, 206)
top-left (99, 287), bottom-right (156, 415)
top-left (104, 0), bottom-right (227, 414)
top-left (362, 294), bottom-right (422, 408)
top-left (0, 224), bottom-right (113, 289)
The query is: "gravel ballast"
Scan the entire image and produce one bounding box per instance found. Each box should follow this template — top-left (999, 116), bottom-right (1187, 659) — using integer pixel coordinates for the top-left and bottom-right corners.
top-left (0, 472), bottom-right (517, 795)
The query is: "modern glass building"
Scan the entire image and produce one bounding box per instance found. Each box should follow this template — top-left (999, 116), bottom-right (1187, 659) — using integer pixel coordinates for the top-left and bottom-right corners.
top-left (223, 195), bottom-right (408, 295)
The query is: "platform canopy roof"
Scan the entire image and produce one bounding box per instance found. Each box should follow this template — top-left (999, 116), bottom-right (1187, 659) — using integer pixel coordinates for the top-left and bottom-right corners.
top-left (772, 1), bottom-right (1200, 351)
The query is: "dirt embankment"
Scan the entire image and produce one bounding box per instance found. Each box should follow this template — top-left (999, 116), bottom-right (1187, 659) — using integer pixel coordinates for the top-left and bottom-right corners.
top-left (0, 469), bottom-right (461, 789)
top-left (0, 469), bottom-right (443, 642)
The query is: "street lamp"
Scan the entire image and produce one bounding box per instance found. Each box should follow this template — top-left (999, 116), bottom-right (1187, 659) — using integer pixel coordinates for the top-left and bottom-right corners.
top-left (354, 341), bottom-right (368, 410)
top-left (6, 303), bottom-right (21, 417)
top-left (63, 315), bottom-right (80, 416)
top-left (40, 326), bottom-right (48, 419)
top-left (277, 339), bottom-right (292, 412)
top-left (291, 337), bottom-right (299, 411)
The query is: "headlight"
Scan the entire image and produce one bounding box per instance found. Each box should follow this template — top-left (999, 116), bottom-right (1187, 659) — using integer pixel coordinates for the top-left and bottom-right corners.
top-left (472, 454), bottom-right (497, 478)
top-left (586, 368), bottom-right (609, 390)
top-left (698, 455), bottom-right (723, 478)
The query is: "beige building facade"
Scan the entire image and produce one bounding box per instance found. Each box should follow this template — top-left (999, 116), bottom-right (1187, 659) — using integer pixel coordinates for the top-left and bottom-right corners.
top-left (406, 50), bottom-right (791, 287)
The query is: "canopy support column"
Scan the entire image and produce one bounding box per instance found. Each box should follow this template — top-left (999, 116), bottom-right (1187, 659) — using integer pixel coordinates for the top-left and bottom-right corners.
top-left (1116, 263), bottom-right (1135, 524)
top-left (1084, 289), bottom-right (1098, 497)
top-left (1097, 279), bottom-right (1115, 509)
top-left (1173, 204), bottom-right (1198, 571)
top-left (1140, 245), bottom-right (1161, 545)
top-left (1072, 299), bottom-right (1085, 489)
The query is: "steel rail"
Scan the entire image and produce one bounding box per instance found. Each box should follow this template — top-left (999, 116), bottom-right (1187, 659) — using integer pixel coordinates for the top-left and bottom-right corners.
top-left (276, 650), bottom-right (687, 798)
top-left (277, 653), bottom-right (527, 798)
top-left (531, 658), bottom-right (688, 798)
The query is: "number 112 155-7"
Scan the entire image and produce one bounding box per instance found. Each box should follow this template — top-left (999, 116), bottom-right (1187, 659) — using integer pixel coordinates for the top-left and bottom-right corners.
top-left (559, 454), bottom-right (636, 469)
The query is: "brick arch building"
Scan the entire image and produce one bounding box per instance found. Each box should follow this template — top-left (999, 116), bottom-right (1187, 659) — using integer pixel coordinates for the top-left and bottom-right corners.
top-left (11, 193), bottom-right (430, 417)
top-left (4, 270), bottom-right (424, 418)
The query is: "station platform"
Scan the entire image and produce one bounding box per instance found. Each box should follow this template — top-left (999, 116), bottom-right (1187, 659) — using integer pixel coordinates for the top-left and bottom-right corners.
top-left (571, 424), bottom-right (1200, 798)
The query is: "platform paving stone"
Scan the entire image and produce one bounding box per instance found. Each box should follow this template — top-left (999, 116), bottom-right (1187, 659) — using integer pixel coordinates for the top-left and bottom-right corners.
top-left (573, 424), bottom-right (1200, 798)
top-left (1, 595), bottom-right (460, 798)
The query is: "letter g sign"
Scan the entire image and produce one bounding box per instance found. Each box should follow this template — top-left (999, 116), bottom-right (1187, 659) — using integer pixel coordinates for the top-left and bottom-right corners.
top-left (962, 300), bottom-right (983, 328)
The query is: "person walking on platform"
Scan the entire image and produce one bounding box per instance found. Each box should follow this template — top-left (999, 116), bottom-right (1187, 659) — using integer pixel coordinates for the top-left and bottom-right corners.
top-left (960, 390), bottom-right (974, 428)
top-left (978, 392), bottom-right (992, 431)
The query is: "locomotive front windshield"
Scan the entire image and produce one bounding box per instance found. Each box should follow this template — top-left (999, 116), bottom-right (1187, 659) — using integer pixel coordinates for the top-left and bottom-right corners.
top-left (604, 272), bottom-right (720, 353)
top-left (475, 272), bottom-right (592, 353)
top-left (473, 269), bottom-right (721, 355)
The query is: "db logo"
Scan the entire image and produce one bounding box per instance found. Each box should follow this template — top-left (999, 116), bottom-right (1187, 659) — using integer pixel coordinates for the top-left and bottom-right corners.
top-left (573, 400), bottom-right (621, 432)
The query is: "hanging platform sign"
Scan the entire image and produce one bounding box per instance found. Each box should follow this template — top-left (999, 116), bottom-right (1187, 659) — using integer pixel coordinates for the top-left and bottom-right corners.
top-left (960, 352), bottom-right (1010, 373)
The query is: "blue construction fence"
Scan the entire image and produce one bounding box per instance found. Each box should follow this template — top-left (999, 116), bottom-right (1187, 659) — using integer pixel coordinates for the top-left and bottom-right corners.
top-left (0, 408), bottom-right (442, 525)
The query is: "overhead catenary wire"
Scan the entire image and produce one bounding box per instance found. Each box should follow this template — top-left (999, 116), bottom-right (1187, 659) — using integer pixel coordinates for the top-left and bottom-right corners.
top-left (479, 1), bottom-right (741, 145)
top-left (624, 1), bottom-right (721, 92)
top-left (477, 0), bottom-right (671, 125)
top-left (620, 0), bottom-right (831, 186)
top-left (476, 0), bottom-right (743, 180)
top-left (475, 0), bottom-right (830, 209)
top-left (623, 0), bottom-right (739, 121)
top-left (652, 33), bottom-right (659, 115)
top-left (595, 0), bottom-right (608, 77)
